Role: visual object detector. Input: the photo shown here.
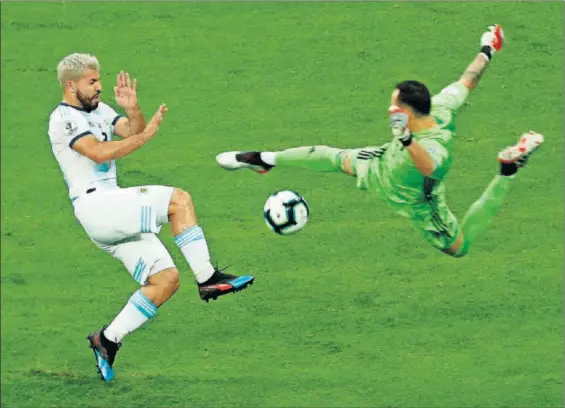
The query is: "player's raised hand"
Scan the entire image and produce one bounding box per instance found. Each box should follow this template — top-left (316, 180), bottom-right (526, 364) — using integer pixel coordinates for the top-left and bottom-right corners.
top-left (114, 71), bottom-right (139, 110)
top-left (480, 24), bottom-right (504, 56)
top-left (142, 104), bottom-right (168, 139)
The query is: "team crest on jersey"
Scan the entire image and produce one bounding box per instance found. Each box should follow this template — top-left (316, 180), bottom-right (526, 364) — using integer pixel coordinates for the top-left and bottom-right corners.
top-left (139, 187), bottom-right (148, 194)
top-left (64, 120), bottom-right (78, 136)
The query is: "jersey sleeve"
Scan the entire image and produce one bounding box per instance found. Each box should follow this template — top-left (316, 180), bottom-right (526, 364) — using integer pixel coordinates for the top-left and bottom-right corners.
top-left (419, 139), bottom-right (450, 180)
top-left (48, 110), bottom-right (92, 149)
top-left (431, 81), bottom-right (469, 112)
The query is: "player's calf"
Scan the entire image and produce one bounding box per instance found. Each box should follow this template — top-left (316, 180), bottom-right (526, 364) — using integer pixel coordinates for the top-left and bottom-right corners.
top-left (168, 188), bottom-right (255, 301)
top-left (442, 131), bottom-right (545, 260)
top-left (87, 272), bottom-right (170, 381)
top-left (143, 267), bottom-right (180, 306)
top-left (168, 188), bottom-right (215, 284)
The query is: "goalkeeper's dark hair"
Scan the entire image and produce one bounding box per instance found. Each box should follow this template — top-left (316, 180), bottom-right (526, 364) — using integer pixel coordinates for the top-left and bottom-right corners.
top-left (395, 80), bottom-right (431, 116)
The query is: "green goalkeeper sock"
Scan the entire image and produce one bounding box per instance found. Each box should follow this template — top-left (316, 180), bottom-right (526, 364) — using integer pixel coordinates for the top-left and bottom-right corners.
top-left (272, 146), bottom-right (345, 172)
top-left (458, 174), bottom-right (514, 255)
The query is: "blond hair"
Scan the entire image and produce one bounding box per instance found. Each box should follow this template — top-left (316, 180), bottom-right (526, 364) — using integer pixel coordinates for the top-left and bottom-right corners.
top-left (57, 53), bottom-right (100, 87)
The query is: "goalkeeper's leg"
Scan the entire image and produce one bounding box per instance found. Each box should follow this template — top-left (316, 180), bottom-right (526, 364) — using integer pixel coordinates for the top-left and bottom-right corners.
top-left (215, 145), bottom-right (388, 176)
top-left (444, 131), bottom-right (543, 257)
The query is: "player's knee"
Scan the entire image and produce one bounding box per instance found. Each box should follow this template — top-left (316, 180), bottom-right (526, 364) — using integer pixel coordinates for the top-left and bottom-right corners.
top-left (342, 153), bottom-right (354, 176)
top-left (149, 267), bottom-right (180, 294)
top-left (171, 188), bottom-right (194, 211)
top-left (452, 247), bottom-right (469, 258)
top-left (170, 268), bottom-right (181, 290)
top-left (442, 238), bottom-right (469, 258)
top-left (162, 268), bottom-right (181, 294)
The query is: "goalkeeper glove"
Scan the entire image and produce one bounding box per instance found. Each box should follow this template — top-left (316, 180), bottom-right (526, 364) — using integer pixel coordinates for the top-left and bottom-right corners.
top-left (389, 106), bottom-right (413, 147)
top-left (480, 24), bottom-right (505, 60)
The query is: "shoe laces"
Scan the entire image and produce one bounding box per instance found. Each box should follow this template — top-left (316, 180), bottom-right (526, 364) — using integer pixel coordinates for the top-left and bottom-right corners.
top-left (213, 262), bottom-right (231, 274)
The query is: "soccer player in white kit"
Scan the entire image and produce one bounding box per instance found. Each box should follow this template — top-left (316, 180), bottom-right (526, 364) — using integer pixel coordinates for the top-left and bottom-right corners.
top-left (48, 53), bottom-right (254, 381)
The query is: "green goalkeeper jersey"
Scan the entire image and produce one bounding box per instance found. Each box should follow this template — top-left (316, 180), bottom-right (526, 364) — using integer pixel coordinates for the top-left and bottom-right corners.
top-left (367, 82), bottom-right (469, 217)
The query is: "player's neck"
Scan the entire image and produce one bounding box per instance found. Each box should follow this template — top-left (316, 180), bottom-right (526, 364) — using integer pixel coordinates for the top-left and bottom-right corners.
top-left (409, 116), bottom-right (438, 134)
top-left (62, 93), bottom-right (84, 110)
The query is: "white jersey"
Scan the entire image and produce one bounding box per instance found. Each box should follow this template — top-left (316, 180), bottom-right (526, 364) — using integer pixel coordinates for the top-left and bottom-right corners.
top-left (48, 101), bottom-right (123, 201)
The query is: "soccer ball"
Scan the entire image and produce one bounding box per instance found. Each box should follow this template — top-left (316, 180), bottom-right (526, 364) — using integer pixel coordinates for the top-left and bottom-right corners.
top-left (263, 190), bottom-right (309, 235)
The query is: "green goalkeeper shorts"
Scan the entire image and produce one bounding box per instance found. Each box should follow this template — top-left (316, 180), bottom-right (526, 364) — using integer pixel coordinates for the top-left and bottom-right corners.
top-left (348, 147), bottom-right (460, 250)
top-left (345, 146), bottom-right (385, 191)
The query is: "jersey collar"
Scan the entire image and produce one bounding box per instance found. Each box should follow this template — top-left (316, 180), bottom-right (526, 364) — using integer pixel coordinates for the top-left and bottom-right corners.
top-left (413, 124), bottom-right (441, 137)
top-left (59, 102), bottom-right (88, 112)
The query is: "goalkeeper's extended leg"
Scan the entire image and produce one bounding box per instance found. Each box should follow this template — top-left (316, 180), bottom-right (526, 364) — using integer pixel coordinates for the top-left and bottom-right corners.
top-left (216, 145), bottom-right (388, 176)
top-left (216, 146), bottom-right (348, 174)
top-left (445, 131), bottom-right (544, 257)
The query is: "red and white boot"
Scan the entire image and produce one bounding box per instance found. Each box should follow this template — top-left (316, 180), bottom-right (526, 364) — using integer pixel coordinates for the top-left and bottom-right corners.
top-left (498, 131), bottom-right (544, 172)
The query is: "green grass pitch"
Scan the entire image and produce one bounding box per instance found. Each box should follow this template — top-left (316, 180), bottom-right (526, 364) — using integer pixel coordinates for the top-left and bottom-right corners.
top-left (1, 2), bottom-right (563, 407)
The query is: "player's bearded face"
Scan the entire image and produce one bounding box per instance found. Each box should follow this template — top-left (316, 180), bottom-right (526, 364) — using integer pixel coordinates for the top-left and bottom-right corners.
top-left (76, 88), bottom-right (100, 112)
top-left (74, 70), bottom-right (102, 112)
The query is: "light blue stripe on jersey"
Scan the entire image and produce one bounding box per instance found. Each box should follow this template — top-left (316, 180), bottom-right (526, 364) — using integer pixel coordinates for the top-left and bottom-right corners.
top-left (146, 207), bottom-right (152, 232)
top-left (174, 226), bottom-right (204, 248)
top-left (132, 258), bottom-right (146, 284)
top-left (141, 206), bottom-right (152, 233)
top-left (141, 206), bottom-right (145, 232)
top-left (130, 290), bottom-right (157, 319)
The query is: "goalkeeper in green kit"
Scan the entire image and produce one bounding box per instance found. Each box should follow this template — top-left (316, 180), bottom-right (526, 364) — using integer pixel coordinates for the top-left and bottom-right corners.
top-left (216, 25), bottom-right (544, 258)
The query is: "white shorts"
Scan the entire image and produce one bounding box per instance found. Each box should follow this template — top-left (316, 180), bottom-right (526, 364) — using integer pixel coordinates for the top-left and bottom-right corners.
top-left (73, 185), bottom-right (176, 285)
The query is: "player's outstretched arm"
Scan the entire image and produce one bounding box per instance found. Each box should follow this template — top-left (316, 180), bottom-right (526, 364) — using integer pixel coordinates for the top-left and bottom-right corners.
top-left (458, 24), bottom-right (504, 91)
top-left (73, 104), bottom-right (167, 164)
top-left (113, 71), bottom-right (146, 138)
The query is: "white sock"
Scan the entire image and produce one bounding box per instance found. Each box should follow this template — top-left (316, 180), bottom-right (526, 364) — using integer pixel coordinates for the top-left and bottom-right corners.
top-left (260, 152), bottom-right (276, 166)
top-left (173, 225), bottom-right (215, 283)
top-left (104, 290), bottom-right (158, 343)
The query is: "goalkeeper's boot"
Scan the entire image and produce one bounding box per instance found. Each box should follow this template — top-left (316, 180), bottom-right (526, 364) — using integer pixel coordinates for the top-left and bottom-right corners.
top-left (216, 151), bottom-right (273, 174)
top-left (198, 267), bottom-right (254, 302)
top-left (498, 131), bottom-right (544, 175)
top-left (86, 327), bottom-right (120, 381)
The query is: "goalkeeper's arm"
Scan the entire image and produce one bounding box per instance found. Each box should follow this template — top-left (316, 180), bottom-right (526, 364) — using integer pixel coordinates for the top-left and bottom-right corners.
top-left (458, 24), bottom-right (505, 91)
top-left (390, 107), bottom-right (437, 177)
